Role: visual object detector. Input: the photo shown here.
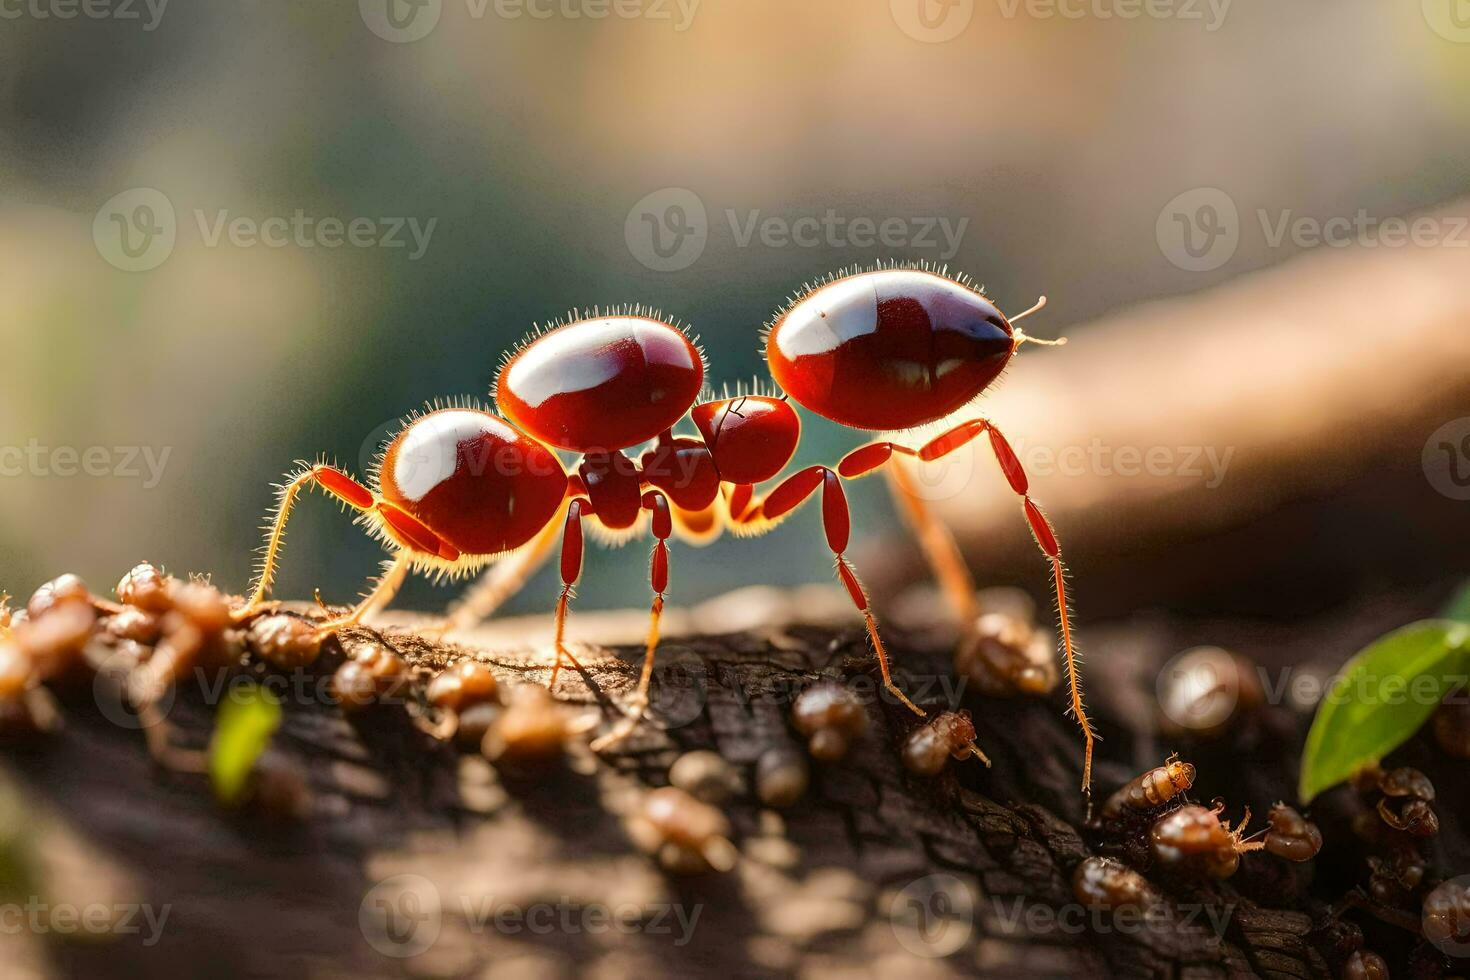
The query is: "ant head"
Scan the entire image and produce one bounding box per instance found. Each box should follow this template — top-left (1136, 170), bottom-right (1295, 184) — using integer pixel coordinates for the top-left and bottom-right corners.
top-left (1164, 755), bottom-right (1196, 792)
top-left (691, 382), bottom-right (799, 485)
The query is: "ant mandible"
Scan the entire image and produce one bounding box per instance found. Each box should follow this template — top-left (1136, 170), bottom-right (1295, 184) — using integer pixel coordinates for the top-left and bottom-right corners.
top-left (236, 264), bottom-right (1092, 788)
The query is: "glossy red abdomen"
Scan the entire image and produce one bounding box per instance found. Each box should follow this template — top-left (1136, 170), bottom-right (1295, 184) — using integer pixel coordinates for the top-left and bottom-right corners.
top-left (379, 409), bottom-right (567, 556)
top-left (765, 269), bottom-right (1014, 430)
top-left (496, 315), bottom-right (704, 452)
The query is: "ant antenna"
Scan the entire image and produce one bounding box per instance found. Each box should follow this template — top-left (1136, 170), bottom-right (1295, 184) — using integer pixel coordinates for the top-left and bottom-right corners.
top-left (1011, 294), bottom-right (1047, 322)
top-left (1010, 295), bottom-right (1067, 348)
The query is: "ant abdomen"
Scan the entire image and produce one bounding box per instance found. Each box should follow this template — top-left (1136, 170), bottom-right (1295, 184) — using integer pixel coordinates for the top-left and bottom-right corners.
top-left (496, 311), bottom-right (705, 453)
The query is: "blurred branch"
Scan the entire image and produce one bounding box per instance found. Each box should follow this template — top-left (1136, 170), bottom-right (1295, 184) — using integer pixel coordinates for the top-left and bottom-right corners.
top-left (885, 198), bottom-right (1470, 614)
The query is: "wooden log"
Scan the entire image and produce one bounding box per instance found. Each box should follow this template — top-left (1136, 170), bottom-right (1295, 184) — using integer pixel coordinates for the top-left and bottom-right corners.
top-left (2, 580), bottom-right (1460, 979)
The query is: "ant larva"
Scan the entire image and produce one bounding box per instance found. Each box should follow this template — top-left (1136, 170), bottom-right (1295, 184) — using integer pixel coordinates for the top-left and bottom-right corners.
top-left (236, 264), bottom-right (1089, 786)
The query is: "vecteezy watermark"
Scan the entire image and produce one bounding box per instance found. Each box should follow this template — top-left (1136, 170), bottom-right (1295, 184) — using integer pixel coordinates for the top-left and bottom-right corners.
top-left (93, 188), bottom-right (177, 272)
top-left (990, 897), bottom-right (1235, 944)
top-left (359, 0), bottom-right (698, 43)
top-left (890, 0), bottom-right (975, 42)
top-left (95, 663), bottom-right (418, 735)
top-left (1422, 0), bottom-right (1470, 44)
top-left (1423, 875), bottom-right (1470, 957)
top-left (93, 188), bottom-right (437, 272)
top-left (459, 896), bottom-right (703, 945)
top-left (0, 0), bottom-right (168, 30)
top-left (1158, 652), bottom-right (1470, 733)
top-left (360, 875), bottom-right (442, 958)
top-left (888, 873), bottom-right (975, 957)
top-left (0, 441), bottom-right (171, 489)
top-left (1424, 418), bottom-right (1470, 501)
top-left (357, 875), bottom-right (703, 958)
top-left (625, 187), bottom-right (969, 272)
top-left (1009, 438), bottom-right (1234, 489)
top-left (1157, 188), bottom-right (1470, 272)
top-left (0, 898), bottom-right (171, 946)
top-left (992, 0), bottom-right (1231, 31)
top-left (1155, 187), bottom-right (1240, 273)
top-left (892, 436), bottom-right (1237, 507)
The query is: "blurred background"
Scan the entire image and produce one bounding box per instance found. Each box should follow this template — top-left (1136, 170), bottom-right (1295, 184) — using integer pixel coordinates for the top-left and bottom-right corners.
top-left (2, 0), bottom-right (1469, 617)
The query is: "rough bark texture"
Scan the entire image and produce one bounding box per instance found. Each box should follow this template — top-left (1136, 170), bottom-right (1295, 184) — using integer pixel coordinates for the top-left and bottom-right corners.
top-left (0, 581), bottom-right (1463, 979)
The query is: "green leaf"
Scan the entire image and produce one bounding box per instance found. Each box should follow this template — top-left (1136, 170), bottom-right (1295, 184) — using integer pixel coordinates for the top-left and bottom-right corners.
top-left (209, 682), bottom-right (282, 807)
top-left (1298, 620), bottom-right (1470, 802)
top-left (1440, 580), bottom-right (1470, 624)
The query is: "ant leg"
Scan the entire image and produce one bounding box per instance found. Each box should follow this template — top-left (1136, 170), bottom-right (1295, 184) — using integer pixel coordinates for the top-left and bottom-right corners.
top-left (359, 553), bottom-right (410, 622)
top-left (763, 466), bottom-right (929, 719)
top-left (840, 428), bottom-right (983, 624)
top-left (549, 498), bottom-right (592, 691)
top-left (883, 462), bottom-right (981, 624)
top-left (590, 490), bottom-right (672, 752)
top-left (241, 462), bottom-right (378, 617)
top-left (841, 419), bottom-right (1087, 783)
top-left (440, 498), bottom-right (567, 634)
top-left (903, 418), bottom-right (1095, 794)
top-left (313, 550), bottom-right (413, 636)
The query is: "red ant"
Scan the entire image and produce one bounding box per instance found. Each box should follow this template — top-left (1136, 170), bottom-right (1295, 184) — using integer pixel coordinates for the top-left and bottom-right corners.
top-left (237, 264), bottom-right (1091, 787)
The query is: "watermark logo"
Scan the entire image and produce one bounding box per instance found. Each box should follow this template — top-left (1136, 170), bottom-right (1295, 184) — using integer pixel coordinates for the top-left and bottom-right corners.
top-left (1423, 0), bottom-right (1470, 43)
top-left (92, 646), bottom-right (177, 731)
top-left (1424, 418), bottom-right (1470, 501)
top-left (94, 187), bottom-right (176, 273)
top-left (1156, 646), bottom-right (1241, 732)
top-left (485, 0), bottom-right (700, 29)
top-left (0, 0), bottom-right (169, 30)
top-left (992, 0), bottom-right (1230, 30)
top-left (888, 872), bottom-right (974, 957)
top-left (891, 0), bottom-right (974, 42)
top-left (1424, 876), bottom-right (1470, 957)
top-left (0, 899), bottom-right (170, 945)
top-left (625, 187), bottom-right (970, 272)
top-left (625, 187), bottom-right (709, 272)
top-left (1160, 188), bottom-right (1470, 273)
top-left (94, 190), bottom-right (437, 270)
top-left (459, 897), bottom-right (702, 943)
top-left (360, 874), bottom-right (442, 958)
top-left (992, 896), bottom-right (1234, 942)
top-left (361, 0), bottom-right (698, 42)
top-left (1156, 187), bottom-right (1238, 272)
top-left (0, 441), bottom-right (172, 488)
top-left (359, 0), bottom-right (442, 42)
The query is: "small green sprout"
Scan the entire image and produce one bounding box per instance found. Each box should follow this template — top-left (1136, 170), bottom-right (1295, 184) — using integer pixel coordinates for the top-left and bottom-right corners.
top-left (1298, 585), bottom-right (1470, 802)
top-left (209, 682), bottom-right (283, 807)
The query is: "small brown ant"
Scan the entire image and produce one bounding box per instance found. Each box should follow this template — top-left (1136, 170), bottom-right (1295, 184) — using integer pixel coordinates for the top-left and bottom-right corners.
top-left (236, 264), bottom-right (1090, 787)
top-left (790, 681), bottom-right (869, 761)
top-left (1261, 803), bottom-right (1322, 862)
top-left (626, 786), bottom-right (737, 874)
top-left (1149, 802), bottom-right (1264, 879)
top-left (1071, 856), bottom-right (1159, 911)
top-left (1098, 754), bottom-right (1196, 821)
top-left (901, 710), bottom-right (983, 775)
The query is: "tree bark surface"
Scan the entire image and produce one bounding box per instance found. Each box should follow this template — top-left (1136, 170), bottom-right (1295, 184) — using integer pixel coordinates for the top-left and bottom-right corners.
top-left (1, 581), bottom-right (1461, 979)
